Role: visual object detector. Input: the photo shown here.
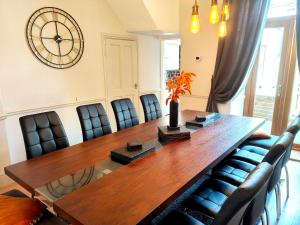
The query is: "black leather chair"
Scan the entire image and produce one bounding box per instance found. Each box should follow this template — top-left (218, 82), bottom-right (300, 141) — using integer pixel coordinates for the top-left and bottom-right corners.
top-left (235, 130), bottom-right (294, 197)
top-left (244, 116), bottom-right (300, 200)
top-left (158, 210), bottom-right (205, 225)
top-left (2, 189), bottom-right (68, 225)
top-left (159, 162), bottom-right (273, 225)
top-left (111, 98), bottom-right (139, 131)
top-left (140, 94), bottom-right (162, 122)
top-left (245, 116), bottom-right (300, 149)
top-left (76, 103), bottom-right (112, 141)
top-left (213, 132), bottom-right (293, 224)
top-left (19, 111), bottom-right (69, 159)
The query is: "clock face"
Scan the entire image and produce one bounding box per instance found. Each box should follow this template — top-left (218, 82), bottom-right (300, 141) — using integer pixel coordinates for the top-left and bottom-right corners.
top-left (26, 7), bottom-right (84, 69)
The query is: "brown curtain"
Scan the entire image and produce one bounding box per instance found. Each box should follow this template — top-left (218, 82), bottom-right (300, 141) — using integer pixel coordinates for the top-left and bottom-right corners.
top-left (206, 0), bottom-right (271, 112)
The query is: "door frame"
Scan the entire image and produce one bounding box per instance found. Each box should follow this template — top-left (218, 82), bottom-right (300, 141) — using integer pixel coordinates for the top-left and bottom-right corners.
top-left (244, 16), bottom-right (296, 135)
top-left (159, 37), bottom-right (181, 115)
top-left (102, 33), bottom-right (140, 117)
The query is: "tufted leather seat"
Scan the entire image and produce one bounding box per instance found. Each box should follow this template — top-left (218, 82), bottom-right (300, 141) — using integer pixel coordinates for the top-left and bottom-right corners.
top-left (239, 124), bottom-right (298, 206)
top-left (19, 111), bottom-right (69, 159)
top-left (217, 133), bottom-right (293, 186)
top-left (167, 162), bottom-right (273, 225)
top-left (77, 103), bottom-right (112, 141)
top-left (245, 116), bottom-right (300, 150)
top-left (231, 132), bottom-right (293, 166)
top-left (111, 98), bottom-right (139, 131)
top-left (231, 145), bottom-right (268, 165)
top-left (140, 94), bottom-right (162, 122)
top-left (245, 135), bottom-right (278, 150)
top-left (158, 210), bottom-right (205, 225)
top-left (183, 178), bottom-right (237, 218)
top-left (213, 159), bottom-right (256, 186)
top-left (212, 133), bottom-right (293, 223)
top-left (285, 116), bottom-right (300, 135)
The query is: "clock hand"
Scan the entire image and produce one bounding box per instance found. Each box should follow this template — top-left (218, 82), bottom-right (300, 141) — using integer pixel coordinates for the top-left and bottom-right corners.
top-left (58, 43), bottom-right (62, 58)
top-left (41, 37), bottom-right (55, 40)
top-left (55, 21), bottom-right (59, 36)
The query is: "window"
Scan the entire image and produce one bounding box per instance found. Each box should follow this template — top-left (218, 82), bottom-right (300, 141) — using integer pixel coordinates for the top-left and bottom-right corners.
top-left (268, 0), bottom-right (296, 18)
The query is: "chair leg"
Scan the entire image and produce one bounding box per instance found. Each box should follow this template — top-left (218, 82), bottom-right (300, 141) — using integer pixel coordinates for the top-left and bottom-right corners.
top-left (278, 184), bottom-right (282, 217)
top-left (265, 205), bottom-right (270, 225)
top-left (261, 215), bottom-right (265, 225)
top-left (275, 184), bottom-right (281, 221)
top-left (284, 165), bottom-right (290, 199)
top-left (274, 186), bottom-right (279, 220)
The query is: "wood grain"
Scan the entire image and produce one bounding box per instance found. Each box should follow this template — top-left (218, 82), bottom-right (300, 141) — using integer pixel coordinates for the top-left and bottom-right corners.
top-left (5, 110), bottom-right (264, 225)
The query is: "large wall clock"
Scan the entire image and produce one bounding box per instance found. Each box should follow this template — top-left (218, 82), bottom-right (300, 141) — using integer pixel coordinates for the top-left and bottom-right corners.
top-left (26, 7), bottom-right (84, 69)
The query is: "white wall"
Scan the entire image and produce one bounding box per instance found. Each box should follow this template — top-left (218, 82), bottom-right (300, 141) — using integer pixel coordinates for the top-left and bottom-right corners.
top-left (179, 0), bottom-right (219, 112)
top-left (179, 0), bottom-right (246, 114)
top-left (0, 0), bottom-right (127, 113)
top-left (0, 0), bottom-right (162, 187)
top-left (0, 0), bottom-right (127, 163)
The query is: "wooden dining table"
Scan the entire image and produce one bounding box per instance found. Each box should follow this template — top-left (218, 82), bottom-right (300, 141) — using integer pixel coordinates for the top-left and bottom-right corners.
top-left (5, 110), bottom-right (264, 225)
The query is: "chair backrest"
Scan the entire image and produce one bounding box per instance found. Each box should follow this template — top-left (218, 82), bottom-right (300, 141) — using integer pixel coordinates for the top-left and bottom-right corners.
top-left (283, 116), bottom-right (300, 165)
top-left (286, 116), bottom-right (300, 135)
top-left (213, 162), bottom-right (273, 225)
top-left (19, 111), bottom-right (69, 159)
top-left (140, 94), bottom-right (162, 122)
top-left (76, 103), bottom-right (112, 141)
top-left (241, 163), bottom-right (273, 225)
top-left (111, 98), bottom-right (139, 131)
top-left (263, 132), bottom-right (294, 191)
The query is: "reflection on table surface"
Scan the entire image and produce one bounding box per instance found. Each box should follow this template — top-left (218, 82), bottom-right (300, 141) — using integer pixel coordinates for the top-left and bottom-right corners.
top-left (35, 159), bottom-right (122, 209)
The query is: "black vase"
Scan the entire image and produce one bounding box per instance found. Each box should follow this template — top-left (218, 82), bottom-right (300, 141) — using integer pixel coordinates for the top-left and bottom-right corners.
top-left (169, 100), bottom-right (179, 129)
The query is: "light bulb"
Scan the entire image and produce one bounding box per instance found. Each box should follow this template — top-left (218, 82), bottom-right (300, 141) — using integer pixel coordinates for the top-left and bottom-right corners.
top-left (209, 4), bottom-right (219, 24)
top-left (190, 0), bottom-right (200, 34)
top-left (218, 20), bottom-right (227, 38)
top-left (190, 14), bottom-right (200, 34)
top-left (222, 4), bottom-right (230, 20)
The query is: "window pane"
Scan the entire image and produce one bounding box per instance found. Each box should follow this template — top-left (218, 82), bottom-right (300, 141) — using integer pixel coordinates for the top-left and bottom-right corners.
top-left (252, 27), bottom-right (285, 134)
top-left (268, 0), bottom-right (296, 18)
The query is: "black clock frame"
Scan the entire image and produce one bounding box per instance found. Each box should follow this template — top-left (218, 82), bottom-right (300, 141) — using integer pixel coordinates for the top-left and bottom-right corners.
top-left (26, 7), bottom-right (84, 69)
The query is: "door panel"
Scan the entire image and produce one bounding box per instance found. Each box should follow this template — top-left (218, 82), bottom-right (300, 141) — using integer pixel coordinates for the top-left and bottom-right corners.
top-left (244, 18), bottom-right (296, 135)
top-left (254, 26), bottom-right (285, 134)
top-left (110, 44), bottom-right (122, 89)
top-left (123, 45), bottom-right (135, 89)
top-left (104, 38), bottom-right (139, 131)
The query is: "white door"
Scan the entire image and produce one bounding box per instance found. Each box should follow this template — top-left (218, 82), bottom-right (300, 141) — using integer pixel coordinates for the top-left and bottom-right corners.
top-left (104, 37), bottom-right (139, 130)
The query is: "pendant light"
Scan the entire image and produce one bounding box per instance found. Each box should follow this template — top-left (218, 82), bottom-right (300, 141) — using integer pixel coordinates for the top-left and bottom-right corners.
top-left (218, 13), bottom-right (227, 38)
top-left (209, 0), bottom-right (219, 24)
top-left (190, 0), bottom-right (200, 34)
top-left (222, 0), bottom-right (230, 21)
top-left (189, 0), bottom-right (230, 37)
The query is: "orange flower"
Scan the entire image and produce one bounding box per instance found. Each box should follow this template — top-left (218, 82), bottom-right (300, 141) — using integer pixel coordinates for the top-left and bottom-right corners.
top-left (166, 71), bottom-right (196, 105)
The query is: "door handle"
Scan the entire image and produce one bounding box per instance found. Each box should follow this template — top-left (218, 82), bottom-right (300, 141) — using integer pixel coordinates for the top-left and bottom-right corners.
top-left (134, 83), bottom-right (138, 89)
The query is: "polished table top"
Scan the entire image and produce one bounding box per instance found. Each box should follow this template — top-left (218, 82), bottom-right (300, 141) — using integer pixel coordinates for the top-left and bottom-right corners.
top-left (5, 110), bottom-right (264, 225)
